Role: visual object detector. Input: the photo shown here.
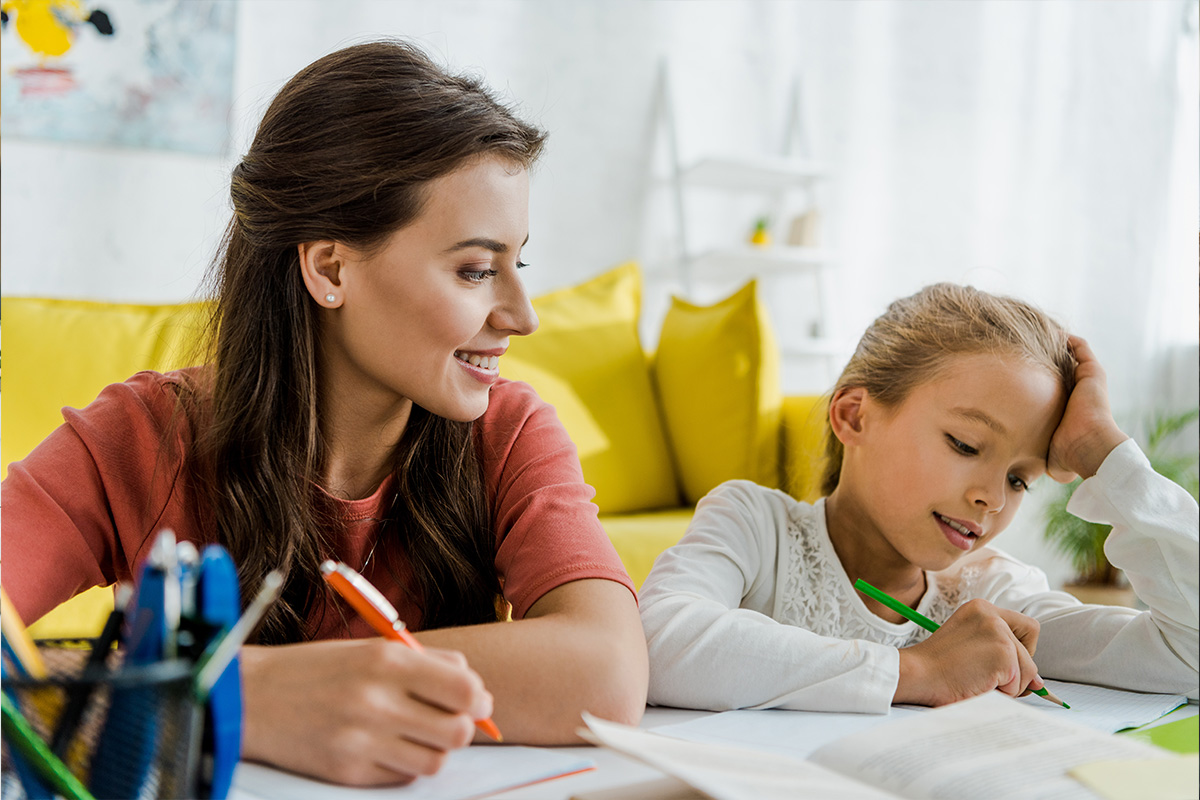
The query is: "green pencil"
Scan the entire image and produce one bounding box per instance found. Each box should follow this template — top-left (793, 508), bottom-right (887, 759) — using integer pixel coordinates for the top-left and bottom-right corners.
top-left (854, 577), bottom-right (1071, 709)
top-left (1, 692), bottom-right (96, 800)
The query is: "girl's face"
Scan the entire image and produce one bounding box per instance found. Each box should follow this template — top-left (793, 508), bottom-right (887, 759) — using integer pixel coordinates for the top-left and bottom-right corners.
top-left (321, 155), bottom-right (537, 423)
top-left (847, 353), bottom-right (1066, 572)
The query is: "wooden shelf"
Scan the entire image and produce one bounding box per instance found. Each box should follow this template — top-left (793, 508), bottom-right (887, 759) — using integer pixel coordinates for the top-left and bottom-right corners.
top-left (682, 156), bottom-right (827, 191)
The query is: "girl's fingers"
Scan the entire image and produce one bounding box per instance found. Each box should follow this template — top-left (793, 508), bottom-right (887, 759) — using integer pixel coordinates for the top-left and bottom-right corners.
top-left (995, 607), bottom-right (1040, 657)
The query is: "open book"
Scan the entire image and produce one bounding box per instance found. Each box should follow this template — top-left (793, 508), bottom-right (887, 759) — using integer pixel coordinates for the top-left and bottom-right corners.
top-left (579, 693), bottom-right (1182, 800)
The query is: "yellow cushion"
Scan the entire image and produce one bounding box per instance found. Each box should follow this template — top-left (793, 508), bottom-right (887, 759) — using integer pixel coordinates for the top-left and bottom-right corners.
top-left (782, 394), bottom-right (829, 503)
top-left (2, 297), bottom-right (210, 636)
top-left (503, 263), bottom-right (680, 513)
top-left (653, 280), bottom-right (783, 504)
top-left (599, 508), bottom-right (695, 590)
top-left (1, 297), bottom-right (211, 478)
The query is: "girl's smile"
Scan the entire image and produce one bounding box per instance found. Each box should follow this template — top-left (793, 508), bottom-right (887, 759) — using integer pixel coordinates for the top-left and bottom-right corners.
top-left (933, 512), bottom-right (981, 551)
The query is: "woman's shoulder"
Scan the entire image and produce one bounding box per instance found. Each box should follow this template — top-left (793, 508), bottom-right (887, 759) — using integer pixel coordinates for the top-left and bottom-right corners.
top-left (64, 366), bottom-right (213, 442)
top-left (476, 378), bottom-right (563, 441)
top-left (483, 377), bottom-right (544, 414)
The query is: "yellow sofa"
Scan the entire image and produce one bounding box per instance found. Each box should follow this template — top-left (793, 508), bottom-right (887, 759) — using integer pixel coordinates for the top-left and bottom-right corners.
top-left (1, 263), bottom-right (827, 637)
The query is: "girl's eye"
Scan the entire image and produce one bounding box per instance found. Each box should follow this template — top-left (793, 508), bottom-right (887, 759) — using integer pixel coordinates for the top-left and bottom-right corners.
top-left (1008, 474), bottom-right (1029, 492)
top-left (461, 269), bottom-right (498, 284)
top-left (946, 434), bottom-right (978, 456)
top-left (516, 260), bottom-right (529, 269)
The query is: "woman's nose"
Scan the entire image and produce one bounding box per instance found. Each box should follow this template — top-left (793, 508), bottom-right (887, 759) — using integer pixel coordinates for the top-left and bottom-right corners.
top-left (491, 275), bottom-right (538, 336)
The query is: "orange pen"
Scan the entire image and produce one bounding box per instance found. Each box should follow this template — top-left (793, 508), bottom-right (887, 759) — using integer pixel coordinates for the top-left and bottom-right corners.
top-left (319, 560), bottom-right (503, 742)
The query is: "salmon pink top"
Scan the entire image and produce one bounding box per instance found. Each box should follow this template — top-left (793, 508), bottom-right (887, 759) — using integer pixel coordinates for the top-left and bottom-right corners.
top-left (2, 369), bottom-right (634, 636)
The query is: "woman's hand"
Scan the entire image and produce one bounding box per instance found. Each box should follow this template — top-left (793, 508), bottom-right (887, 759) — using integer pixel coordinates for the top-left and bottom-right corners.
top-left (1046, 336), bottom-right (1129, 483)
top-left (894, 599), bottom-right (1043, 706)
top-left (239, 639), bottom-right (493, 786)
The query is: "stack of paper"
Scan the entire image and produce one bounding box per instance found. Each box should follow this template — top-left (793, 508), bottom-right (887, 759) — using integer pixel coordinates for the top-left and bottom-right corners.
top-left (233, 745), bottom-right (594, 800)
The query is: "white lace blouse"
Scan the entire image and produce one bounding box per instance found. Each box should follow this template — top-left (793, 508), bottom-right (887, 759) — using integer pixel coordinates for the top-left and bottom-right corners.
top-left (639, 440), bottom-right (1199, 713)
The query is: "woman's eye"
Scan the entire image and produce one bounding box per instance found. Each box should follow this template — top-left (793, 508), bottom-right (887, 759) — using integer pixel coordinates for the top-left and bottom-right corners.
top-left (1008, 474), bottom-right (1029, 492)
top-left (516, 260), bottom-right (529, 269)
top-left (461, 269), bottom-right (498, 283)
top-left (946, 434), bottom-right (978, 456)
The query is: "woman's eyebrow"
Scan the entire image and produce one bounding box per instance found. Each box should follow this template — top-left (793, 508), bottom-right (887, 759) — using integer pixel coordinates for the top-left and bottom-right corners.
top-left (950, 407), bottom-right (1007, 435)
top-left (443, 233), bottom-right (530, 254)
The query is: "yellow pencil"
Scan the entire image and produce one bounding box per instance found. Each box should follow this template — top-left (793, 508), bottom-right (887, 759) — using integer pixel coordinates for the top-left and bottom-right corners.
top-left (1, 586), bottom-right (47, 679)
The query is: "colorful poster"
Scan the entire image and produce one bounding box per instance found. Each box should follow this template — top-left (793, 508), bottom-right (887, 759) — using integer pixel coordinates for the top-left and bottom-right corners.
top-left (1, 0), bottom-right (237, 155)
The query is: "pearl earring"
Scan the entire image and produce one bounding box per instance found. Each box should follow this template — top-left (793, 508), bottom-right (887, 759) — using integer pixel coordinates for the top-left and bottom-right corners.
top-left (325, 293), bottom-right (336, 303)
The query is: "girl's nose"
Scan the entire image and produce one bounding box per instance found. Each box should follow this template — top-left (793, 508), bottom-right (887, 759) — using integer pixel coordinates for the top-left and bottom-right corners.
top-left (968, 476), bottom-right (1006, 514)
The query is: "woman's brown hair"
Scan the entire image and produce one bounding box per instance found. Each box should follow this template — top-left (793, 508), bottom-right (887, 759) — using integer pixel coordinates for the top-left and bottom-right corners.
top-left (195, 40), bottom-right (546, 643)
top-left (821, 283), bottom-right (1076, 497)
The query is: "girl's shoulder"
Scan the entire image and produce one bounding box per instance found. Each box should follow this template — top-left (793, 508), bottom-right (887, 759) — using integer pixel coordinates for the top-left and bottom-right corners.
top-left (931, 545), bottom-right (1050, 606)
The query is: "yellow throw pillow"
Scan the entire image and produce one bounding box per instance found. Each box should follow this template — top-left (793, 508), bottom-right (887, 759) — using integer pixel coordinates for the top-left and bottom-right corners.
top-left (503, 263), bottom-right (680, 513)
top-left (1, 297), bottom-right (210, 478)
top-left (654, 280), bottom-right (783, 504)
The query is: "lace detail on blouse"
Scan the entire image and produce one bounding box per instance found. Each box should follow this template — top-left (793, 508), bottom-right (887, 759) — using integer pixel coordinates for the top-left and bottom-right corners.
top-left (775, 500), bottom-right (982, 649)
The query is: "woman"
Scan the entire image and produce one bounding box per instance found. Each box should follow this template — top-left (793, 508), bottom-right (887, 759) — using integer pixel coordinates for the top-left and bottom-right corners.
top-left (1, 40), bottom-right (648, 785)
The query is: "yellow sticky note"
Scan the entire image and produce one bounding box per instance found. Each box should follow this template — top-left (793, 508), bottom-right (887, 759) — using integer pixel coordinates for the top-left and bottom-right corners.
top-left (1069, 754), bottom-right (1199, 800)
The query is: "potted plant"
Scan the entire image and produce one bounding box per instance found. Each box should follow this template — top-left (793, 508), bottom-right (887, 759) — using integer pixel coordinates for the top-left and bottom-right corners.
top-left (1043, 407), bottom-right (1199, 606)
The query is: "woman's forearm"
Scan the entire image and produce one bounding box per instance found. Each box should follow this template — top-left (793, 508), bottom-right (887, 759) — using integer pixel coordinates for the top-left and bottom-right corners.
top-left (415, 578), bottom-right (648, 743)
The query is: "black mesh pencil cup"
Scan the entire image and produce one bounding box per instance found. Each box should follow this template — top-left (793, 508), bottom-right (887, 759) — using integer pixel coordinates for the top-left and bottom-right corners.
top-left (2, 639), bottom-right (204, 800)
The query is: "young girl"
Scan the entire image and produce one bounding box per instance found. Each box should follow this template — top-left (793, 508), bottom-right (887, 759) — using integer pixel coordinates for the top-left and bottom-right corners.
top-left (1, 41), bottom-right (648, 785)
top-left (640, 283), bottom-right (1198, 713)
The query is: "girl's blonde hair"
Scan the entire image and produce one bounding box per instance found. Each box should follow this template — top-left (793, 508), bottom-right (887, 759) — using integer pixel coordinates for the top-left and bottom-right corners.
top-left (821, 283), bottom-right (1076, 496)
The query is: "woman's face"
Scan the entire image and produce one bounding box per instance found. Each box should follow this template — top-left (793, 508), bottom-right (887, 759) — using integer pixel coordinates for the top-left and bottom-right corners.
top-left (320, 155), bottom-right (537, 424)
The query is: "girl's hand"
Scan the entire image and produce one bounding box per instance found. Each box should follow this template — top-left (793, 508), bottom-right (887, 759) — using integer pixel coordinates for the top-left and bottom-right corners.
top-left (894, 599), bottom-right (1043, 706)
top-left (1047, 336), bottom-right (1129, 483)
top-left (239, 639), bottom-right (493, 786)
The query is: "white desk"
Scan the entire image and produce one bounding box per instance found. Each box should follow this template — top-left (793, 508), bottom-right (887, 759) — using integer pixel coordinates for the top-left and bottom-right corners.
top-left (488, 702), bottom-right (1199, 800)
top-left (231, 702), bottom-right (1197, 800)
top-left (489, 706), bottom-right (711, 799)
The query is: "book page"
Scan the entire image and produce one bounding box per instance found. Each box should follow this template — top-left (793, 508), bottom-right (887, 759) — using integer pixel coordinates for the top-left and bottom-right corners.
top-left (809, 693), bottom-right (1171, 800)
top-left (653, 706), bottom-right (924, 760)
top-left (580, 713), bottom-right (898, 800)
top-left (1014, 680), bottom-right (1186, 733)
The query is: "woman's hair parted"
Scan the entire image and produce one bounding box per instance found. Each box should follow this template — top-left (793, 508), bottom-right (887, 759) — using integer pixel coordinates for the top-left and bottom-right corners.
top-left (192, 40), bottom-right (547, 644)
top-left (821, 283), bottom-right (1076, 497)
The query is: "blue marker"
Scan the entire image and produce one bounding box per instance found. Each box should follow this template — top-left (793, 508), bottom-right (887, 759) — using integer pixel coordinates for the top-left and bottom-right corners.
top-left (195, 545), bottom-right (243, 800)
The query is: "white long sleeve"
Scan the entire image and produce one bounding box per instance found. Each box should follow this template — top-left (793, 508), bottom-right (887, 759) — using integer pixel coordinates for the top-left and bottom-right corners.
top-left (997, 439), bottom-right (1199, 698)
top-left (640, 441), bottom-right (1199, 713)
top-left (640, 481), bottom-right (901, 714)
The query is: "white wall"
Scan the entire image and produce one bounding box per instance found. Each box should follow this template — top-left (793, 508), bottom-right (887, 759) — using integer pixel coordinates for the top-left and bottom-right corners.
top-left (3, 0), bottom-right (1198, 589)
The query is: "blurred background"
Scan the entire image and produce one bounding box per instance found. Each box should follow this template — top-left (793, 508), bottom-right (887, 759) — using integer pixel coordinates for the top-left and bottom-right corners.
top-left (3, 0), bottom-right (1197, 589)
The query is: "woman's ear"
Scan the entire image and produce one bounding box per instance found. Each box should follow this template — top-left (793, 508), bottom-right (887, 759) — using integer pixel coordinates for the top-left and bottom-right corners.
top-left (829, 386), bottom-right (869, 446)
top-left (298, 241), bottom-right (346, 308)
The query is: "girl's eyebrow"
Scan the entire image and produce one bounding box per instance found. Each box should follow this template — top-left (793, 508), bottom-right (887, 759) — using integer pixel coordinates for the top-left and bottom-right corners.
top-left (950, 407), bottom-right (1007, 435)
top-left (443, 233), bottom-right (530, 254)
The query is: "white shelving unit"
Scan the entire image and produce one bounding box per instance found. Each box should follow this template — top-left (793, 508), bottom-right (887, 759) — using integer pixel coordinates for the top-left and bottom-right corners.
top-left (652, 63), bottom-right (845, 390)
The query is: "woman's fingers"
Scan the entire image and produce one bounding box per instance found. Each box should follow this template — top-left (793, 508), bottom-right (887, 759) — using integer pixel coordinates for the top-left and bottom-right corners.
top-left (240, 639), bottom-right (491, 786)
top-left (404, 645), bottom-right (494, 721)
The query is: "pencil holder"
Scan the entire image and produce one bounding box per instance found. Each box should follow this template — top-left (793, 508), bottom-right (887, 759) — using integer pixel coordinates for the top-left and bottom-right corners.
top-left (1, 638), bottom-right (203, 800)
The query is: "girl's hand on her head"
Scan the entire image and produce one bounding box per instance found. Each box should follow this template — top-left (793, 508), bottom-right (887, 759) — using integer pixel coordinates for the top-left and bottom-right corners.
top-left (239, 639), bottom-right (493, 786)
top-left (1047, 336), bottom-right (1129, 483)
top-left (893, 599), bottom-right (1043, 707)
